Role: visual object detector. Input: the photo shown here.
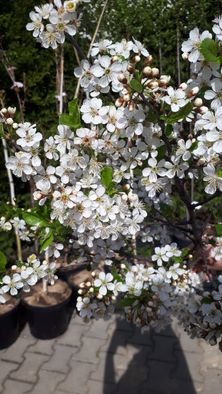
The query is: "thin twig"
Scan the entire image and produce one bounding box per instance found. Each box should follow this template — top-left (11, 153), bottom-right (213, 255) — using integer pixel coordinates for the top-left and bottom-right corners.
top-left (1, 137), bottom-right (22, 261)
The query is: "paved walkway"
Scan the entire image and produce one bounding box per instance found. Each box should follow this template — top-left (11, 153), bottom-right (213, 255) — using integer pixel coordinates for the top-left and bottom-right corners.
top-left (0, 312), bottom-right (222, 394)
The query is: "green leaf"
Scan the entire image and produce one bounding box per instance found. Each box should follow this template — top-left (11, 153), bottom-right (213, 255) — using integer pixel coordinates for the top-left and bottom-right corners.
top-left (215, 224), bottom-right (222, 236)
top-left (101, 166), bottom-right (113, 188)
top-left (157, 145), bottom-right (166, 160)
top-left (59, 98), bottom-right (81, 129)
top-left (40, 230), bottom-right (54, 252)
top-left (199, 38), bottom-right (220, 63)
top-left (164, 102), bottom-right (193, 124)
top-left (202, 297), bottom-right (212, 304)
top-left (22, 212), bottom-right (48, 227)
top-left (118, 297), bottom-right (135, 308)
top-left (0, 251), bottom-right (7, 273)
top-left (130, 79), bottom-right (143, 93)
top-left (165, 124), bottom-right (173, 137)
top-left (147, 111), bottom-right (157, 123)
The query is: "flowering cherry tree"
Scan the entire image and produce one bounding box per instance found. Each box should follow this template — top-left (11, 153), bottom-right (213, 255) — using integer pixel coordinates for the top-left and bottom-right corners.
top-left (1, 1), bottom-right (222, 349)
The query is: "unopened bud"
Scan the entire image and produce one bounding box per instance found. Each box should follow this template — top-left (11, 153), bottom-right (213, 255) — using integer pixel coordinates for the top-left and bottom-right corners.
top-left (151, 67), bottom-right (159, 77)
top-left (97, 293), bottom-right (103, 300)
top-left (144, 55), bottom-right (153, 65)
top-left (143, 66), bottom-right (152, 76)
top-left (78, 289), bottom-right (83, 295)
top-left (115, 97), bottom-right (125, 107)
top-left (121, 263), bottom-right (126, 269)
top-left (123, 93), bottom-right (131, 102)
top-left (134, 55), bottom-right (141, 63)
top-left (79, 282), bottom-right (85, 288)
top-left (127, 100), bottom-right (135, 111)
top-left (11, 265), bottom-right (17, 271)
top-left (91, 271), bottom-right (96, 277)
top-left (122, 184), bottom-right (130, 191)
top-left (179, 82), bottom-right (187, 90)
top-left (194, 98), bottom-right (203, 107)
top-left (13, 122), bottom-right (18, 129)
top-left (191, 86), bottom-right (199, 95)
top-left (199, 106), bottom-right (208, 114)
top-left (1, 108), bottom-right (7, 114)
top-left (118, 73), bottom-right (127, 84)
top-left (182, 52), bottom-right (188, 60)
top-left (127, 64), bottom-right (135, 74)
top-left (148, 81), bottom-right (159, 89)
top-left (112, 55), bottom-right (118, 62)
top-left (8, 107), bottom-right (16, 115)
top-left (6, 118), bottom-right (13, 125)
top-left (86, 281), bottom-right (91, 288)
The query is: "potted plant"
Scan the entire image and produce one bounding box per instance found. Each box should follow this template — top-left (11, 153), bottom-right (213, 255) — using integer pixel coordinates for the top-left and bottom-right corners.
top-left (2, 0), bottom-right (222, 351)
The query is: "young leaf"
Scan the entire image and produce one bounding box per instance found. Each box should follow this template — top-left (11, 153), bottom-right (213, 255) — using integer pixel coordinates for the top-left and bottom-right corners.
top-left (164, 102), bottom-right (193, 124)
top-left (0, 251), bottom-right (7, 273)
top-left (22, 212), bottom-right (48, 227)
top-left (59, 98), bottom-right (81, 129)
top-left (199, 38), bottom-right (220, 63)
top-left (40, 230), bottom-right (54, 252)
top-left (118, 297), bottom-right (135, 308)
top-left (130, 79), bottom-right (143, 93)
top-left (101, 166), bottom-right (113, 188)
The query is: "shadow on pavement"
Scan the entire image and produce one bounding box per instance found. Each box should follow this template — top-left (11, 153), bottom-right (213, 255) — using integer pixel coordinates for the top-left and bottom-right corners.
top-left (104, 317), bottom-right (196, 394)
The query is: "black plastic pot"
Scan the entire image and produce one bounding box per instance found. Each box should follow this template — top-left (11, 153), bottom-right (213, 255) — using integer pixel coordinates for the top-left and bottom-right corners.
top-left (57, 263), bottom-right (87, 283)
top-left (22, 291), bottom-right (73, 340)
top-left (0, 300), bottom-right (21, 349)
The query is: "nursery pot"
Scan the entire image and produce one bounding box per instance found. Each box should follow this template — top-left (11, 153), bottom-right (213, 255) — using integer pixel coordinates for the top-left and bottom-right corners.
top-left (0, 295), bottom-right (20, 349)
top-left (57, 262), bottom-right (88, 283)
top-left (22, 280), bottom-right (72, 339)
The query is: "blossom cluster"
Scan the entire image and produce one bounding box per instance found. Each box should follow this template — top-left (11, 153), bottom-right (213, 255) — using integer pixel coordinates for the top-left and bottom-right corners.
top-left (76, 257), bottom-right (201, 332)
top-left (26, 0), bottom-right (90, 49)
top-left (0, 216), bottom-right (37, 242)
top-left (0, 255), bottom-right (57, 304)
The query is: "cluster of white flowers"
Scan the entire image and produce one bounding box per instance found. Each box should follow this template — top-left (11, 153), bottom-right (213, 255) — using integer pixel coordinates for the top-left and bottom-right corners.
top-left (178, 275), bottom-right (222, 346)
top-left (76, 259), bottom-right (201, 332)
top-left (0, 254), bottom-right (57, 304)
top-left (26, 0), bottom-right (90, 49)
top-left (0, 216), bottom-right (36, 242)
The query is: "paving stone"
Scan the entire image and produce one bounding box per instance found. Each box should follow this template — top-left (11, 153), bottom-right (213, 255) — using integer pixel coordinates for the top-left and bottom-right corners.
top-left (10, 353), bottom-right (49, 383)
top-left (85, 318), bottom-right (113, 340)
top-left (90, 352), bottom-right (116, 383)
top-left (202, 368), bottom-right (222, 394)
top-left (58, 360), bottom-right (92, 393)
top-left (173, 350), bottom-right (203, 383)
top-left (146, 360), bottom-right (178, 392)
top-left (149, 335), bottom-right (178, 362)
top-left (100, 329), bottom-right (132, 355)
top-left (127, 329), bottom-right (153, 347)
top-left (71, 336), bottom-right (106, 364)
top-left (2, 378), bottom-right (33, 394)
top-left (27, 370), bottom-right (65, 394)
top-left (56, 320), bottom-right (91, 348)
top-left (0, 361), bottom-right (19, 391)
top-left (42, 344), bottom-right (77, 373)
top-left (174, 329), bottom-right (202, 353)
top-left (87, 379), bottom-right (116, 394)
top-left (28, 339), bottom-right (55, 356)
top-left (0, 337), bottom-right (37, 363)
